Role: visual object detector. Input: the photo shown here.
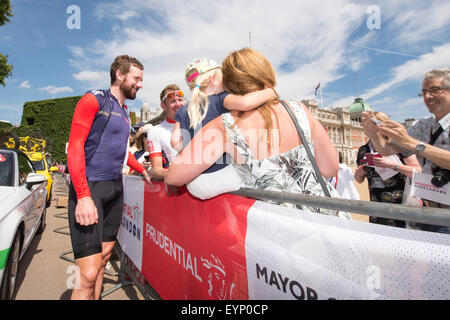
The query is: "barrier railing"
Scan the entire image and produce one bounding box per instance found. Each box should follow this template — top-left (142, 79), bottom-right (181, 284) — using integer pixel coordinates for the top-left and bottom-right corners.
top-left (232, 188), bottom-right (450, 227)
top-left (116, 178), bottom-right (450, 300)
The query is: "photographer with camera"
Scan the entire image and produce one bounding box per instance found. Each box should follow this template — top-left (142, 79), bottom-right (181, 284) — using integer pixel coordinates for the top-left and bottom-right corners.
top-left (362, 68), bottom-right (450, 234)
top-left (355, 112), bottom-right (422, 228)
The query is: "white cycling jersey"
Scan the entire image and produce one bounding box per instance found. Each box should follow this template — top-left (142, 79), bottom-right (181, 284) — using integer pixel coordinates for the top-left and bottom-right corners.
top-left (146, 119), bottom-right (178, 168)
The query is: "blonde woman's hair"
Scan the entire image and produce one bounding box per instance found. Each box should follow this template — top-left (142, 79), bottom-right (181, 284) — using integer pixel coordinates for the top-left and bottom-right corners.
top-left (186, 68), bottom-right (222, 129)
top-left (222, 48), bottom-right (280, 149)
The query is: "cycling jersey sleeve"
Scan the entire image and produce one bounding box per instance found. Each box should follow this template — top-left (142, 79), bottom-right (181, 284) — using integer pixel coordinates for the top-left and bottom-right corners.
top-left (67, 93), bottom-right (99, 199)
top-left (147, 125), bottom-right (162, 158)
top-left (127, 151), bottom-right (145, 173)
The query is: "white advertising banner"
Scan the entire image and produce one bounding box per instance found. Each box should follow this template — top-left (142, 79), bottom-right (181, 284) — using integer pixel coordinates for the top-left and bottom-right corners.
top-left (245, 201), bottom-right (450, 300)
top-left (410, 172), bottom-right (450, 206)
top-left (120, 177), bottom-right (450, 300)
top-left (117, 176), bottom-right (145, 271)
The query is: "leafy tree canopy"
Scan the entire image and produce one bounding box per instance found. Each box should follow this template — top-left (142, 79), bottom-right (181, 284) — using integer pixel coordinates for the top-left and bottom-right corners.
top-left (0, 53), bottom-right (13, 86)
top-left (0, 0), bottom-right (13, 86)
top-left (0, 0), bottom-right (13, 26)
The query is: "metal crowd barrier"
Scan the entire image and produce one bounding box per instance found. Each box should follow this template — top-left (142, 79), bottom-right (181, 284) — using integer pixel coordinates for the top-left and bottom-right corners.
top-left (101, 244), bottom-right (155, 300)
top-left (232, 188), bottom-right (450, 227)
top-left (112, 186), bottom-right (449, 301)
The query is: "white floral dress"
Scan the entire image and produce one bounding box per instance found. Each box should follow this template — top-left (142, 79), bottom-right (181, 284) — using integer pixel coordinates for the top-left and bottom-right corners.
top-left (222, 100), bottom-right (351, 219)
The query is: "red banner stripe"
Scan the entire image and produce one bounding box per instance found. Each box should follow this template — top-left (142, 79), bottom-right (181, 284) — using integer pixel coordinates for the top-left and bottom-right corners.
top-left (141, 181), bottom-right (255, 300)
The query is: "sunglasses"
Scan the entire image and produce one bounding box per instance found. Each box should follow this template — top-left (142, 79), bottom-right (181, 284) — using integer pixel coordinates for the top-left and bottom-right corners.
top-left (162, 90), bottom-right (185, 102)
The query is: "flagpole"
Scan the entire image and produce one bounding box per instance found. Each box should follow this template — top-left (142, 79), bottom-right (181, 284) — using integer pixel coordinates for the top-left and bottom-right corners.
top-left (320, 85), bottom-right (324, 109)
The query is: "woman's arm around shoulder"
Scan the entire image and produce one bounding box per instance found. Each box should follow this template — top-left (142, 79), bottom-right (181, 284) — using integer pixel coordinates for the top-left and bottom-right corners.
top-left (166, 116), bottom-right (227, 186)
top-left (223, 88), bottom-right (277, 112)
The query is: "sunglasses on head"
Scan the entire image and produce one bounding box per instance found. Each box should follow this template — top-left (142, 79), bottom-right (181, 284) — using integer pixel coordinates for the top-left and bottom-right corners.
top-left (162, 90), bottom-right (185, 102)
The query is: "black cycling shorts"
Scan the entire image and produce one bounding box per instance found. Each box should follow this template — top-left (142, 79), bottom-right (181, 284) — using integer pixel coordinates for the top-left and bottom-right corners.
top-left (68, 179), bottom-right (123, 259)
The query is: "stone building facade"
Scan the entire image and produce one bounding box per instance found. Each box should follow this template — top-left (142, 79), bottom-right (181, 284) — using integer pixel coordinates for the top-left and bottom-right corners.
top-left (135, 103), bottom-right (163, 124)
top-left (302, 98), bottom-right (372, 166)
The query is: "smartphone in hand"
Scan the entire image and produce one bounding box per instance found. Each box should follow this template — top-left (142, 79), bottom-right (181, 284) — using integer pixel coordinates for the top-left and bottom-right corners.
top-left (370, 118), bottom-right (382, 126)
top-left (361, 152), bottom-right (382, 167)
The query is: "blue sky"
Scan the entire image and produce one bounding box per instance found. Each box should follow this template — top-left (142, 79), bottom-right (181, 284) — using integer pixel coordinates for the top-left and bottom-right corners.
top-left (1, 0), bottom-right (449, 125)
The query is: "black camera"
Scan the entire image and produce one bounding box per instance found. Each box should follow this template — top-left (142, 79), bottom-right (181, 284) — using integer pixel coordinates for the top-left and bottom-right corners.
top-left (431, 165), bottom-right (450, 188)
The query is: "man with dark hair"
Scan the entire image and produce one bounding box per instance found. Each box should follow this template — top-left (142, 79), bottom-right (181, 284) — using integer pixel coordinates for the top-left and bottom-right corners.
top-left (110, 54), bottom-right (144, 85)
top-left (67, 55), bottom-right (150, 300)
top-left (146, 84), bottom-right (185, 180)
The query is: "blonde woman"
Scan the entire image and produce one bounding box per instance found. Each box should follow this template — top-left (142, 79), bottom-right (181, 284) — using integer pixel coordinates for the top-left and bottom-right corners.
top-left (171, 58), bottom-right (277, 199)
top-left (167, 48), bottom-right (349, 218)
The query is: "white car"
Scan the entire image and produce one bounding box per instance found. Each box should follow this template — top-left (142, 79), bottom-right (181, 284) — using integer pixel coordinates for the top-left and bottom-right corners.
top-left (0, 148), bottom-right (48, 300)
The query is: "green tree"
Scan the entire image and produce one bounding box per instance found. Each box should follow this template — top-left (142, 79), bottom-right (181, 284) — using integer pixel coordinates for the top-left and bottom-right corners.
top-left (0, 0), bottom-right (13, 26)
top-left (0, 0), bottom-right (13, 86)
top-left (0, 53), bottom-right (13, 86)
top-left (129, 111), bottom-right (137, 126)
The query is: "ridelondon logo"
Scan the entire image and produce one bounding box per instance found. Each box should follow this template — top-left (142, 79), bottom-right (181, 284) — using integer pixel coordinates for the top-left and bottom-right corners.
top-left (122, 202), bottom-right (142, 241)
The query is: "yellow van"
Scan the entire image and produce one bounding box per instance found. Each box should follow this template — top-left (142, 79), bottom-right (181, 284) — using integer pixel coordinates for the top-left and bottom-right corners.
top-left (25, 152), bottom-right (58, 207)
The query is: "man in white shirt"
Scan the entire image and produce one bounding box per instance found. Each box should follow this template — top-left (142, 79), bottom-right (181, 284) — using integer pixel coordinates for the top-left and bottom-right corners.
top-left (147, 84), bottom-right (185, 180)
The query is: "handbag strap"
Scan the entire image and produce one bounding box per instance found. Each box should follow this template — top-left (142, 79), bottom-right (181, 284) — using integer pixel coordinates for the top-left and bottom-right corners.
top-left (280, 100), bottom-right (332, 197)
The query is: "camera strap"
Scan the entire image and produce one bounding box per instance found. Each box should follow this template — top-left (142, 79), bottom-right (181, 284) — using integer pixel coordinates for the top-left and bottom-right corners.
top-left (429, 125), bottom-right (443, 146)
top-left (423, 125), bottom-right (443, 166)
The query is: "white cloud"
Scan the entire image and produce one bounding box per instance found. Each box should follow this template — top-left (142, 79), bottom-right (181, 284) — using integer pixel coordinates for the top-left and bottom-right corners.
top-left (389, 1), bottom-right (450, 47)
top-left (38, 85), bottom-right (74, 95)
top-left (369, 96), bottom-right (393, 106)
top-left (382, 97), bottom-right (428, 120)
top-left (396, 97), bottom-right (423, 109)
top-left (362, 43), bottom-right (450, 100)
top-left (73, 70), bottom-right (109, 89)
top-left (67, 0), bottom-right (449, 122)
top-left (71, 0), bottom-right (369, 107)
top-left (19, 80), bottom-right (30, 88)
top-left (332, 42), bottom-right (450, 108)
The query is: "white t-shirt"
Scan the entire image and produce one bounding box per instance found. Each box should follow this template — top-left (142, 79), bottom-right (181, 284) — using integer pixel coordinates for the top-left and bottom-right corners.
top-left (146, 120), bottom-right (178, 168)
top-left (329, 164), bottom-right (360, 200)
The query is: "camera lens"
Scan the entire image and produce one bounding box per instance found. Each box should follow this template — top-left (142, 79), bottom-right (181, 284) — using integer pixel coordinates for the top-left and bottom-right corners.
top-left (431, 173), bottom-right (449, 188)
top-left (431, 165), bottom-right (450, 188)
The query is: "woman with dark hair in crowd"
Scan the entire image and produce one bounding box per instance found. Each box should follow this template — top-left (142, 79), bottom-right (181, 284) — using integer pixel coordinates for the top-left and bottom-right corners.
top-left (355, 112), bottom-right (421, 227)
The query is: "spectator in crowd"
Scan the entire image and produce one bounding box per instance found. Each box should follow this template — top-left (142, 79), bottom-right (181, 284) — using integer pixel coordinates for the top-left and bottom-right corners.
top-left (123, 127), bottom-right (138, 175)
top-left (171, 57), bottom-right (277, 199)
top-left (166, 48), bottom-right (350, 219)
top-left (355, 112), bottom-right (421, 228)
top-left (130, 124), bottom-right (152, 175)
top-left (146, 84), bottom-right (184, 181)
top-left (362, 68), bottom-right (450, 233)
top-left (129, 128), bottom-right (137, 147)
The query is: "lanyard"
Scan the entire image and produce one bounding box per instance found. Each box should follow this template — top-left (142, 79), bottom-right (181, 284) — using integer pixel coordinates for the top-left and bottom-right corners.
top-left (423, 125), bottom-right (443, 166)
